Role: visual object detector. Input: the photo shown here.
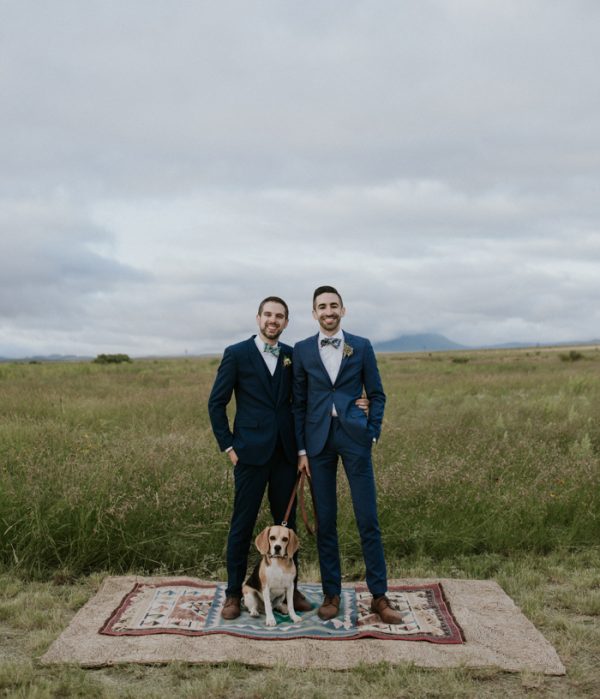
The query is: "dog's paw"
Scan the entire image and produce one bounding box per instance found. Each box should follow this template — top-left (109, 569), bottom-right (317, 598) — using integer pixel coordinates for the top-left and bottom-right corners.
top-left (265, 616), bottom-right (277, 627)
top-left (249, 609), bottom-right (259, 618)
top-left (290, 613), bottom-right (301, 623)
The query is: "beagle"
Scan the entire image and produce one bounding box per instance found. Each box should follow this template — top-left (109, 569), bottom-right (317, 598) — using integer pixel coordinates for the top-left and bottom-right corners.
top-left (242, 525), bottom-right (301, 627)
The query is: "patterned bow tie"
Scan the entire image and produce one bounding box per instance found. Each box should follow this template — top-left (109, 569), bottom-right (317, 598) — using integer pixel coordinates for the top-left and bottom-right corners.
top-left (263, 343), bottom-right (280, 357)
top-left (320, 337), bottom-right (341, 349)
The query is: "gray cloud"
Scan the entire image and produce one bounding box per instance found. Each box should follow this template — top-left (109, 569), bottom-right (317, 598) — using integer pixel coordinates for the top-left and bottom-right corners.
top-left (1, 1), bottom-right (599, 356)
top-left (0, 195), bottom-right (149, 354)
top-left (3, 1), bottom-right (599, 193)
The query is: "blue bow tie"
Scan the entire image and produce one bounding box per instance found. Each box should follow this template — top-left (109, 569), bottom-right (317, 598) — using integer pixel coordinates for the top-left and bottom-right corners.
top-left (263, 343), bottom-right (280, 357)
top-left (320, 337), bottom-right (341, 349)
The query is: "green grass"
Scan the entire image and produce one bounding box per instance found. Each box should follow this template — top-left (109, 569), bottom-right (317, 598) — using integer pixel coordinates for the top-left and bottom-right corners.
top-left (1, 349), bottom-right (600, 577)
top-left (1, 347), bottom-right (599, 696)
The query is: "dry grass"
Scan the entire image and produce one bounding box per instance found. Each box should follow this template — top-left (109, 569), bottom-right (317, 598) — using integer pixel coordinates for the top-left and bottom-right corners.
top-left (1, 550), bottom-right (599, 697)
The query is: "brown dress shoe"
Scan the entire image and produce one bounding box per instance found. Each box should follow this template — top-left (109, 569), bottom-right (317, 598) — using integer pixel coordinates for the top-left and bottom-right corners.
top-left (221, 595), bottom-right (241, 620)
top-left (370, 595), bottom-right (404, 625)
top-left (318, 594), bottom-right (340, 620)
top-left (293, 588), bottom-right (312, 612)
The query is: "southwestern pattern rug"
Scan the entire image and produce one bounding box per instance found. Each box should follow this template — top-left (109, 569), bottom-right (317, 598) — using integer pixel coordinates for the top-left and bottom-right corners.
top-left (41, 576), bottom-right (566, 674)
top-left (100, 581), bottom-right (463, 643)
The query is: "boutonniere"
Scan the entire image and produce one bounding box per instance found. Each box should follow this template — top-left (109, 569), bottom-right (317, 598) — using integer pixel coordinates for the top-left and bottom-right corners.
top-left (343, 343), bottom-right (354, 358)
top-left (283, 356), bottom-right (292, 367)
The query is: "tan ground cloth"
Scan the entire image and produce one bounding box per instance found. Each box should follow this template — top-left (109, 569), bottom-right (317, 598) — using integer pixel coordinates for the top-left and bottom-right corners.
top-left (41, 576), bottom-right (565, 675)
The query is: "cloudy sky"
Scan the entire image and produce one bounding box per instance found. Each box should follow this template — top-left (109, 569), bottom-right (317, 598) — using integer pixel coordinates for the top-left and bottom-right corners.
top-left (1, 1), bottom-right (599, 357)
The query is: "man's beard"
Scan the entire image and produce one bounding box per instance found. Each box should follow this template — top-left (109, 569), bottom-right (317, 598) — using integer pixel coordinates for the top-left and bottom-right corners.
top-left (318, 315), bottom-right (341, 332)
top-left (261, 323), bottom-right (284, 340)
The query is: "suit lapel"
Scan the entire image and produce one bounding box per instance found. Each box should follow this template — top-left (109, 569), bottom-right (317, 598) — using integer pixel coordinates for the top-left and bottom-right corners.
top-left (335, 332), bottom-right (352, 385)
top-left (275, 347), bottom-right (292, 404)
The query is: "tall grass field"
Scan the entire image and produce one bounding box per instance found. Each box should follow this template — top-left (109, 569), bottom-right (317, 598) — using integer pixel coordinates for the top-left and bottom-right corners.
top-left (1, 347), bottom-right (600, 698)
top-left (1, 347), bottom-right (599, 578)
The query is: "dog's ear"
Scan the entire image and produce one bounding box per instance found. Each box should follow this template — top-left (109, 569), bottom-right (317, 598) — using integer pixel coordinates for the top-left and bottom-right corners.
top-left (255, 527), bottom-right (271, 555)
top-left (286, 528), bottom-right (299, 557)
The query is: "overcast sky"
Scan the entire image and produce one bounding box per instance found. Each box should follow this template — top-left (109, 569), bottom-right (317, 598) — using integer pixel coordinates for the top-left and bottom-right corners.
top-left (1, 1), bottom-right (599, 357)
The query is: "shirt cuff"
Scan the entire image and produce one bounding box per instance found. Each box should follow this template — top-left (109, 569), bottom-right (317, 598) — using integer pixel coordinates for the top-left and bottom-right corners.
top-left (298, 450), bottom-right (307, 456)
top-left (225, 446), bottom-right (233, 453)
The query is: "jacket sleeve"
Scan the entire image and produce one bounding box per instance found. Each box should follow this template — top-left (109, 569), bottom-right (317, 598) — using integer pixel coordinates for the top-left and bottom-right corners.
top-left (363, 340), bottom-right (386, 440)
top-left (292, 346), bottom-right (308, 453)
top-left (207, 346), bottom-right (236, 452)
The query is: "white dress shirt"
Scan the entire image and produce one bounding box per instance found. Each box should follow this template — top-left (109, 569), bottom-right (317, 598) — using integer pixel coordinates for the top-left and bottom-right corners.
top-left (255, 335), bottom-right (279, 376)
top-left (319, 330), bottom-right (344, 416)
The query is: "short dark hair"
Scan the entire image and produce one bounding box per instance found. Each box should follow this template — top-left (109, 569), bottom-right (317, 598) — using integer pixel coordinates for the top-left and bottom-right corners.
top-left (258, 296), bottom-right (289, 319)
top-left (313, 286), bottom-right (343, 309)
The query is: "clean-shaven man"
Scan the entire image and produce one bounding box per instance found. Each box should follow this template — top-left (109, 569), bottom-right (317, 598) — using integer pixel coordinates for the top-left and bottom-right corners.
top-left (293, 286), bottom-right (402, 624)
top-left (208, 296), bottom-right (311, 619)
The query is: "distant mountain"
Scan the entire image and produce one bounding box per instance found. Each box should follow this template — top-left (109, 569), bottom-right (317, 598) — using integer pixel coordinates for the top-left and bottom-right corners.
top-left (2, 337), bottom-right (598, 363)
top-left (374, 333), bottom-right (467, 352)
top-left (0, 354), bottom-right (92, 363)
top-left (374, 334), bottom-right (600, 353)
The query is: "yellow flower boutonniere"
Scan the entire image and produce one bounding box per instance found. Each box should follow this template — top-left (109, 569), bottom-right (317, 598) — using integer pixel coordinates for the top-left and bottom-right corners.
top-left (283, 356), bottom-right (292, 367)
top-left (343, 343), bottom-right (354, 358)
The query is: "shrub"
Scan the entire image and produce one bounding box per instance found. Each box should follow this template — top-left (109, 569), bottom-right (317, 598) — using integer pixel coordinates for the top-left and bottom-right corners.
top-left (560, 350), bottom-right (584, 362)
top-left (93, 353), bottom-right (133, 364)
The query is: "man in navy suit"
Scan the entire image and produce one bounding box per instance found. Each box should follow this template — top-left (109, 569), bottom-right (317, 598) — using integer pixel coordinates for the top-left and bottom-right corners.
top-left (208, 296), bottom-right (311, 619)
top-left (293, 286), bottom-right (402, 624)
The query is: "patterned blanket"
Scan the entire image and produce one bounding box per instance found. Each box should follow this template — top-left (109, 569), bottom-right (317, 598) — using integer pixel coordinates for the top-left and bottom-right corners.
top-left (100, 581), bottom-right (463, 643)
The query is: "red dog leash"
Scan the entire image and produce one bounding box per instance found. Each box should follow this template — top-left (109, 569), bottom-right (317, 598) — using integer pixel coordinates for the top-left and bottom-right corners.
top-left (282, 471), bottom-right (318, 536)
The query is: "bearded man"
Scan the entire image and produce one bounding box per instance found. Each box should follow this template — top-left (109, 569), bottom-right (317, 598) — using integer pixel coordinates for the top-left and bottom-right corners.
top-left (208, 296), bottom-right (311, 619)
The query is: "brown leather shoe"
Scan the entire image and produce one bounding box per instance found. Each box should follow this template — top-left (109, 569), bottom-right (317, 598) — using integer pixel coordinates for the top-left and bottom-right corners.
top-left (370, 595), bottom-right (403, 625)
top-left (293, 588), bottom-right (312, 612)
top-left (221, 595), bottom-right (241, 620)
top-left (318, 594), bottom-right (340, 620)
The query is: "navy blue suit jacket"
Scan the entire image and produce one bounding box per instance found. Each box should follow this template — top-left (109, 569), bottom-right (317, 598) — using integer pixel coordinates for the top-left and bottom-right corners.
top-left (292, 332), bottom-right (386, 457)
top-left (208, 336), bottom-right (296, 465)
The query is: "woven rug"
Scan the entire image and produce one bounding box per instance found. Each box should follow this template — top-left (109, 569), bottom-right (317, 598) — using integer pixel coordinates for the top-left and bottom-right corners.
top-left (100, 581), bottom-right (463, 643)
top-left (41, 576), bottom-right (566, 674)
